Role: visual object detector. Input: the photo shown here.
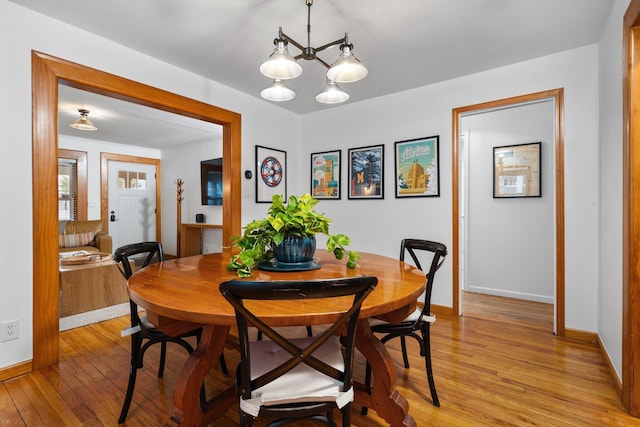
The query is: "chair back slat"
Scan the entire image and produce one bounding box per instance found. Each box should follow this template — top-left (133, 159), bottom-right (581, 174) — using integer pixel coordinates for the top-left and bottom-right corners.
top-left (400, 239), bottom-right (447, 325)
top-left (220, 276), bottom-right (377, 405)
top-left (114, 241), bottom-right (163, 279)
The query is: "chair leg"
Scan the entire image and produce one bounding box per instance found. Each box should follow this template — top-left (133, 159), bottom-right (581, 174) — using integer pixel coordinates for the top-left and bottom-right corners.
top-left (119, 333), bottom-right (142, 423)
top-left (219, 353), bottom-right (228, 376)
top-left (239, 411), bottom-right (254, 427)
top-left (157, 340), bottom-right (167, 377)
top-left (422, 324), bottom-right (440, 407)
top-left (342, 402), bottom-right (351, 426)
top-left (361, 362), bottom-right (371, 415)
top-left (400, 336), bottom-right (410, 369)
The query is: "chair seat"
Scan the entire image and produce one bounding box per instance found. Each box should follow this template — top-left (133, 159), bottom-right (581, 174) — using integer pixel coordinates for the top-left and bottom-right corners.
top-left (240, 336), bottom-right (353, 417)
top-left (368, 307), bottom-right (436, 327)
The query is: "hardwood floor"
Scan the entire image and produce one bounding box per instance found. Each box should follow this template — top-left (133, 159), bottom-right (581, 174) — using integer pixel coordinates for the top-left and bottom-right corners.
top-left (1, 292), bottom-right (638, 426)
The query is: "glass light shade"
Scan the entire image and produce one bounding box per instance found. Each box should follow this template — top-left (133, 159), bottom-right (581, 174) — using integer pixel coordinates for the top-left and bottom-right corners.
top-left (260, 79), bottom-right (296, 102)
top-left (326, 45), bottom-right (368, 83)
top-left (315, 81), bottom-right (349, 104)
top-left (70, 109), bottom-right (97, 131)
top-left (259, 41), bottom-right (303, 80)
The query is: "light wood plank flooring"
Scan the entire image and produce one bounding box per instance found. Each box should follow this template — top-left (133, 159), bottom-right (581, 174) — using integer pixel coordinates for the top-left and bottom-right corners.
top-left (1, 292), bottom-right (638, 426)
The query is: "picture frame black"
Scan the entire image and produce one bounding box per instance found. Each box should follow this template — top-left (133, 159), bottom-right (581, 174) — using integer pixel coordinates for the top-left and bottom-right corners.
top-left (310, 150), bottom-right (341, 200)
top-left (348, 144), bottom-right (384, 200)
top-left (255, 145), bottom-right (287, 203)
top-left (394, 135), bottom-right (440, 198)
top-left (493, 142), bottom-right (541, 198)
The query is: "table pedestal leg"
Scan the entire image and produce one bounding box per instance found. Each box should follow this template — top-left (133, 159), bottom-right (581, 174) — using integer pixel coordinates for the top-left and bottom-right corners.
top-left (165, 324), bottom-right (234, 427)
top-left (354, 319), bottom-right (416, 427)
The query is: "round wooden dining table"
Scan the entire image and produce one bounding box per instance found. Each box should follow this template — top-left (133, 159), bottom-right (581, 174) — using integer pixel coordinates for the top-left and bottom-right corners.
top-left (128, 249), bottom-right (426, 427)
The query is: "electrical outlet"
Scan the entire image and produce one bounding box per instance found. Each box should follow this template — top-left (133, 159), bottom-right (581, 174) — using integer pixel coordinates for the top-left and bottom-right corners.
top-left (1, 320), bottom-right (19, 342)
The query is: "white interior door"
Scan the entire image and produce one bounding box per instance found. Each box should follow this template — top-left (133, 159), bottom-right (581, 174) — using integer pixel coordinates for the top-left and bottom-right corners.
top-left (108, 161), bottom-right (156, 251)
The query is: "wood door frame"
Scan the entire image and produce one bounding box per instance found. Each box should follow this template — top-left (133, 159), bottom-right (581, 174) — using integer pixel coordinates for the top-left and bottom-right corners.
top-left (58, 148), bottom-right (88, 221)
top-left (452, 89), bottom-right (565, 336)
top-left (100, 153), bottom-right (162, 244)
top-left (32, 51), bottom-right (242, 369)
top-left (623, 0), bottom-right (640, 415)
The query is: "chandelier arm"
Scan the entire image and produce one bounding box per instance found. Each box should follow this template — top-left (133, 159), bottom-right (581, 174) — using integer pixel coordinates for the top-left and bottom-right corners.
top-left (313, 37), bottom-right (347, 54)
top-left (314, 57), bottom-right (331, 69)
top-left (281, 32), bottom-right (305, 54)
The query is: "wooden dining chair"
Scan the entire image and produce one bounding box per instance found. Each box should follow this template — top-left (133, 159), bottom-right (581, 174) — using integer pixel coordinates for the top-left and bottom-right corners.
top-left (220, 276), bottom-right (378, 427)
top-left (113, 241), bottom-right (228, 423)
top-left (362, 239), bottom-right (447, 414)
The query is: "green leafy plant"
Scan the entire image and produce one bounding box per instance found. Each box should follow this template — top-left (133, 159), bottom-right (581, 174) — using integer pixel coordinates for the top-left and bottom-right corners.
top-left (227, 193), bottom-right (360, 277)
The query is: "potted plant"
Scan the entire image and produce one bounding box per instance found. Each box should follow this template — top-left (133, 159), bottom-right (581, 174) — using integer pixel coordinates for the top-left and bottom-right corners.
top-left (227, 193), bottom-right (360, 277)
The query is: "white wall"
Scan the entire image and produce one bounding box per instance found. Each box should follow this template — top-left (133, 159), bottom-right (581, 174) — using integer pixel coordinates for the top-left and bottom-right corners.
top-left (461, 102), bottom-right (555, 303)
top-left (162, 139), bottom-right (224, 255)
top-left (598, 0), bottom-right (629, 380)
top-left (302, 45), bottom-right (600, 332)
top-left (0, 0), bottom-right (301, 368)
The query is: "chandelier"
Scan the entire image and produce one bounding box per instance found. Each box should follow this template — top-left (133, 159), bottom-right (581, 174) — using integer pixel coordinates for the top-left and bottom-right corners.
top-left (259, 0), bottom-right (368, 104)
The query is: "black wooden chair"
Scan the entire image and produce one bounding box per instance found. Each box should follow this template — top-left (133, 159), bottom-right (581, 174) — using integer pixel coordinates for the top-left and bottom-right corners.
top-left (114, 241), bottom-right (228, 423)
top-left (220, 276), bottom-right (378, 427)
top-left (362, 239), bottom-right (447, 414)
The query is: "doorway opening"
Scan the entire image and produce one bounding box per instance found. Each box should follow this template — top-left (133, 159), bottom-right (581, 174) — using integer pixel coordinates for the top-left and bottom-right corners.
top-left (32, 51), bottom-right (242, 370)
top-left (452, 89), bottom-right (565, 336)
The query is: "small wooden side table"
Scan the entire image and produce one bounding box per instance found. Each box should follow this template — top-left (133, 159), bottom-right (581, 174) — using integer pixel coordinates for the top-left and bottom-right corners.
top-left (180, 223), bottom-right (222, 257)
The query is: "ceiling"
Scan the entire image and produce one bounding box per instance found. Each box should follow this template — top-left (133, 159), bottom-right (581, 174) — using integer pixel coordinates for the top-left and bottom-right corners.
top-left (13, 0), bottom-right (614, 147)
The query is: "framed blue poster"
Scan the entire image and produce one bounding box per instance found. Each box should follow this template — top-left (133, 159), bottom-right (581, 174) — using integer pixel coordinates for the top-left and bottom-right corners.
top-left (348, 145), bottom-right (384, 200)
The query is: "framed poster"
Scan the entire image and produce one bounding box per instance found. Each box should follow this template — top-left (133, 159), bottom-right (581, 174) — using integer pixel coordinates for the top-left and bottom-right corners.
top-left (311, 150), bottom-right (341, 199)
top-left (255, 145), bottom-right (287, 203)
top-left (394, 135), bottom-right (440, 198)
top-left (348, 145), bottom-right (384, 199)
top-left (493, 142), bottom-right (541, 198)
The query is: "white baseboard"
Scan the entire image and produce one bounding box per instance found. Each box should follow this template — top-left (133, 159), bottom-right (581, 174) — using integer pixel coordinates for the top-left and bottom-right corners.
top-left (464, 285), bottom-right (554, 304)
top-left (59, 302), bottom-right (129, 331)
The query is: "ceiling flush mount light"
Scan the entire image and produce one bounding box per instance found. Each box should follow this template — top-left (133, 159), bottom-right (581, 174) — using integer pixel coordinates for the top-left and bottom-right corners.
top-left (259, 0), bottom-right (367, 104)
top-left (70, 108), bottom-right (97, 131)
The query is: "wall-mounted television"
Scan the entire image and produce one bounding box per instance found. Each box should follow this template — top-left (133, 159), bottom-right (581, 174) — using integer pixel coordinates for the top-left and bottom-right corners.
top-left (201, 157), bottom-right (222, 205)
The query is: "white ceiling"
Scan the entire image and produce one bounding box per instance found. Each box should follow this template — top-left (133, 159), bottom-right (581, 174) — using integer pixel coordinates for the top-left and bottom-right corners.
top-left (13, 0), bottom-right (614, 147)
top-left (58, 85), bottom-right (223, 149)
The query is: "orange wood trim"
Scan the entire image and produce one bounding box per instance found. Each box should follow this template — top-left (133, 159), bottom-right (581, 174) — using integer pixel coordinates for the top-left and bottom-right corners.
top-left (564, 328), bottom-right (597, 345)
top-left (31, 50), bottom-right (242, 370)
top-left (431, 303), bottom-right (454, 318)
top-left (32, 51), bottom-right (62, 369)
top-left (0, 360), bottom-right (32, 382)
top-left (623, 0), bottom-right (640, 414)
top-left (451, 89), bottom-right (565, 337)
top-left (100, 152), bottom-right (162, 243)
top-left (58, 149), bottom-right (88, 220)
top-left (451, 109), bottom-right (460, 317)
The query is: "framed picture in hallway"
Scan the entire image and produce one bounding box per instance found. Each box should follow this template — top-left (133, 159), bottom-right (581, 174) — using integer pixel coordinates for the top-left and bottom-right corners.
top-left (348, 145), bottom-right (384, 199)
top-left (311, 150), bottom-right (341, 199)
top-left (493, 142), bottom-right (541, 198)
top-left (394, 135), bottom-right (440, 198)
top-left (255, 145), bottom-right (287, 203)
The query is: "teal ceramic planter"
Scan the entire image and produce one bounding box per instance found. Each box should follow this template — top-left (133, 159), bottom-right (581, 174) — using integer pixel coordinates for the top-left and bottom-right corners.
top-left (274, 235), bottom-right (316, 263)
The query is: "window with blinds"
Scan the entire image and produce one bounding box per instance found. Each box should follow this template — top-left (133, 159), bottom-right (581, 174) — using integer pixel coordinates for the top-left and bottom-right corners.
top-left (58, 159), bottom-right (77, 220)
